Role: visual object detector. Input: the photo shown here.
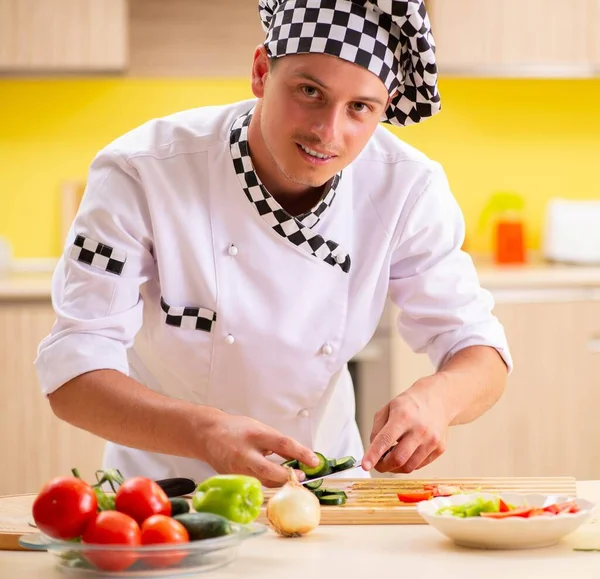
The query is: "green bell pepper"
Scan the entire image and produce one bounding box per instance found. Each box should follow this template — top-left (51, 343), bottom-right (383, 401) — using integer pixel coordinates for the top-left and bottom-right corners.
top-left (192, 475), bottom-right (263, 524)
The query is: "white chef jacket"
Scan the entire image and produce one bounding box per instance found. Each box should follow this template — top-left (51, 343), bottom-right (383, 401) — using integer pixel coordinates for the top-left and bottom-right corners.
top-left (35, 98), bottom-right (512, 483)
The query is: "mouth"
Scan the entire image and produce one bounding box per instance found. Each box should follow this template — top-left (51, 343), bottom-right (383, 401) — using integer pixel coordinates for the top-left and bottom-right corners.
top-left (296, 143), bottom-right (337, 165)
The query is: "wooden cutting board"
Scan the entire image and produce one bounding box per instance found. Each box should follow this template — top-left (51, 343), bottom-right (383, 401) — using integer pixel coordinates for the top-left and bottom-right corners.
top-left (257, 476), bottom-right (578, 525)
top-left (0, 477), bottom-right (577, 550)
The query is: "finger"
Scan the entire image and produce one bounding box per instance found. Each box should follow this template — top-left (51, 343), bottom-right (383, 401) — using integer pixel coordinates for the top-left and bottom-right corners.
top-left (375, 433), bottom-right (421, 472)
top-left (415, 445), bottom-right (446, 471)
top-left (363, 420), bottom-right (406, 470)
top-left (389, 443), bottom-right (432, 474)
top-left (247, 452), bottom-right (290, 486)
top-left (369, 405), bottom-right (389, 444)
top-left (256, 431), bottom-right (320, 469)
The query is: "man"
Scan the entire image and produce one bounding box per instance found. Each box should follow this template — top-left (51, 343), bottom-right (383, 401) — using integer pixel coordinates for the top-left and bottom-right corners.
top-left (35, 0), bottom-right (511, 488)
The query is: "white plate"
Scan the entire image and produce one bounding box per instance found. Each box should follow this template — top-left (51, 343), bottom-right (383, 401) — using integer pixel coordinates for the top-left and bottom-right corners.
top-left (417, 492), bottom-right (596, 550)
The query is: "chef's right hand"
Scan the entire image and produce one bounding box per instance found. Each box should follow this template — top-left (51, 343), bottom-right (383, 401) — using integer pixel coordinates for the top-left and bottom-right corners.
top-left (202, 413), bottom-right (320, 487)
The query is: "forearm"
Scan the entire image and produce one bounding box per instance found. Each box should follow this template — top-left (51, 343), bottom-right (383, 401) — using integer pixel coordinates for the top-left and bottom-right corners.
top-left (436, 345), bottom-right (508, 425)
top-left (48, 369), bottom-right (225, 461)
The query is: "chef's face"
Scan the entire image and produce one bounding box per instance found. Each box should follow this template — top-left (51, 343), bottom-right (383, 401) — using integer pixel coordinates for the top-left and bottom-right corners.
top-left (250, 47), bottom-right (390, 194)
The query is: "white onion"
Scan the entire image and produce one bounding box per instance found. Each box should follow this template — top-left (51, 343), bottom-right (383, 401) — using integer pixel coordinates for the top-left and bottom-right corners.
top-left (266, 468), bottom-right (321, 537)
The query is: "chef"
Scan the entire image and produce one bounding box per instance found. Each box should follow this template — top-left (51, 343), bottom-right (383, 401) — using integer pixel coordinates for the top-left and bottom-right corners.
top-left (35, 0), bottom-right (512, 488)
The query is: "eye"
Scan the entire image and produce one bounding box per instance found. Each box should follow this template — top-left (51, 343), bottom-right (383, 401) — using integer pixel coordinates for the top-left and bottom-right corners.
top-left (350, 102), bottom-right (371, 114)
top-left (301, 85), bottom-right (320, 98)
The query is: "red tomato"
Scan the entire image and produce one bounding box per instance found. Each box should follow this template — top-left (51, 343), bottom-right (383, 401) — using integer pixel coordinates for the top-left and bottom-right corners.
top-left (115, 477), bottom-right (171, 524)
top-left (32, 476), bottom-right (97, 540)
top-left (140, 515), bottom-right (189, 568)
top-left (397, 491), bottom-right (433, 503)
top-left (480, 507), bottom-right (533, 518)
top-left (82, 511), bottom-right (141, 572)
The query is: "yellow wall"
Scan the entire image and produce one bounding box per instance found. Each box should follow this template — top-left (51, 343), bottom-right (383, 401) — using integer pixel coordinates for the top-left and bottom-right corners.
top-left (1, 77), bottom-right (599, 258)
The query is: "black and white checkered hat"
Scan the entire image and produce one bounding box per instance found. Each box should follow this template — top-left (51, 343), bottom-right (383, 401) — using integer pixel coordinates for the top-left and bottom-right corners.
top-left (258, 0), bottom-right (441, 126)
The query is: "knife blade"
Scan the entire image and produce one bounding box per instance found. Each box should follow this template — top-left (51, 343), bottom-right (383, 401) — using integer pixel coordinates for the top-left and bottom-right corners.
top-left (299, 461), bottom-right (364, 485)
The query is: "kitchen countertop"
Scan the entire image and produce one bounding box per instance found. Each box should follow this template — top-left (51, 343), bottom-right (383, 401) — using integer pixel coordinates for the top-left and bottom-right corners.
top-left (1, 480), bottom-right (599, 579)
top-left (3, 257), bottom-right (600, 300)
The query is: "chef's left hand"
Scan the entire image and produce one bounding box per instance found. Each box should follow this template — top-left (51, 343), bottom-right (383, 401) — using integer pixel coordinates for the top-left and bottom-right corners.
top-left (361, 375), bottom-right (450, 473)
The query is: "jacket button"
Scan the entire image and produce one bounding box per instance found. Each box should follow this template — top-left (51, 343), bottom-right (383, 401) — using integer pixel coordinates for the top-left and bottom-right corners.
top-left (225, 334), bottom-right (235, 344)
top-left (228, 245), bottom-right (239, 256)
top-left (298, 409), bottom-right (309, 418)
top-left (335, 253), bottom-right (346, 264)
top-left (321, 343), bottom-right (333, 356)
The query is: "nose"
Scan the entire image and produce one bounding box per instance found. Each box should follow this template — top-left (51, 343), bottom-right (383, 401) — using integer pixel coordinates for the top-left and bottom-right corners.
top-left (309, 104), bottom-right (343, 148)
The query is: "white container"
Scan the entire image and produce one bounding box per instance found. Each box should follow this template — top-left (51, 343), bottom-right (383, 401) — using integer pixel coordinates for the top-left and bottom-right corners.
top-left (543, 199), bottom-right (600, 264)
top-left (0, 237), bottom-right (12, 275)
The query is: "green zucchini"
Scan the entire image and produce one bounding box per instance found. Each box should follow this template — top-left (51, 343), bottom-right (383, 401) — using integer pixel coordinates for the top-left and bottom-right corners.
top-left (281, 459), bottom-right (299, 469)
top-left (173, 512), bottom-right (232, 541)
top-left (299, 452), bottom-right (331, 478)
top-left (331, 456), bottom-right (355, 472)
top-left (304, 479), bottom-right (323, 490)
top-left (319, 493), bottom-right (347, 506)
top-left (320, 488), bottom-right (347, 499)
top-left (169, 497), bottom-right (190, 516)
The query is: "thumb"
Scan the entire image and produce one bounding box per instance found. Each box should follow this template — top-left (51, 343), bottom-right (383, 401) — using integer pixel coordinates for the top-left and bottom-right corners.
top-left (362, 422), bottom-right (402, 471)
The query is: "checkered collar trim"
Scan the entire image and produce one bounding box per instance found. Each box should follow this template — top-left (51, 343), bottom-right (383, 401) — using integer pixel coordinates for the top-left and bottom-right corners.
top-left (229, 108), bottom-right (351, 273)
top-left (258, 0), bottom-right (441, 127)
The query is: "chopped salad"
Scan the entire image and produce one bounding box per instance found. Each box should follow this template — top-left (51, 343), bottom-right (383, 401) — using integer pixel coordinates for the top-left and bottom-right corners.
top-left (435, 496), bottom-right (581, 519)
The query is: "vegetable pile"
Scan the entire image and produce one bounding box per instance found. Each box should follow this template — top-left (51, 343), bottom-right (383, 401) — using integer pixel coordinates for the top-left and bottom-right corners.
top-left (282, 452), bottom-right (356, 506)
top-left (435, 496), bottom-right (582, 519)
top-left (31, 468), bottom-right (263, 572)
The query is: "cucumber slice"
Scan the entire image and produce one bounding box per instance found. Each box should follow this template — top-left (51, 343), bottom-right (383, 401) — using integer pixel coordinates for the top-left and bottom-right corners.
top-left (281, 459), bottom-right (299, 469)
top-left (331, 456), bottom-right (356, 472)
top-left (305, 479), bottom-right (323, 490)
top-left (321, 488), bottom-right (347, 499)
top-left (319, 494), bottom-right (347, 506)
top-left (299, 452), bottom-right (331, 478)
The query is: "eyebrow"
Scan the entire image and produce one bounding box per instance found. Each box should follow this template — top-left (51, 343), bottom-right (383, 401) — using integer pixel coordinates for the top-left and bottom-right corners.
top-left (293, 71), bottom-right (387, 107)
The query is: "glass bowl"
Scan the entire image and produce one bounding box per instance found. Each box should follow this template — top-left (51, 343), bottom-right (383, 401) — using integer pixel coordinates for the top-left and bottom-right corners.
top-left (19, 522), bottom-right (267, 577)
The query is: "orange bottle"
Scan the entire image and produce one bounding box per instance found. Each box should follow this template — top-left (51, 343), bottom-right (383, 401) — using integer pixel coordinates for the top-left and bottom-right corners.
top-left (495, 220), bottom-right (525, 264)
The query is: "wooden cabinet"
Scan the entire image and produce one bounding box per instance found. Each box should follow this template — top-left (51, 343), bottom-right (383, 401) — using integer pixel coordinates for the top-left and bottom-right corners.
top-left (427, 0), bottom-right (596, 75)
top-left (385, 287), bottom-right (600, 480)
top-left (0, 0), bottom-right (128, 72)
top-left (0, 298), bottom-right (106, 496)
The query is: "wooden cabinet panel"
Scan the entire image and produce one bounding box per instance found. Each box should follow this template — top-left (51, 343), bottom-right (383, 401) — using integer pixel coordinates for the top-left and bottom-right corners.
top-left (428, 0), bottom-right (593, 73)
top-left (0, 301), bottom-right (106, 495)
top-left (387, 294), bottom-right (600, 479)
top-left (0, 0), bottom-right (127, 72)
top-left (129, 0), bottom-right (263, 77)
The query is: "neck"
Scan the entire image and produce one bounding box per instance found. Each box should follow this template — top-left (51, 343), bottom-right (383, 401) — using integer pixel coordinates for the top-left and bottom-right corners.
top-left (247, 104), bottom-right (326, 216)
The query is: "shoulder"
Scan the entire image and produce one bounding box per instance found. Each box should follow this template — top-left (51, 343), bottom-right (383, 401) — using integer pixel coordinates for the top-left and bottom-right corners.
top-left (97, 99), bottom-right (257, 163)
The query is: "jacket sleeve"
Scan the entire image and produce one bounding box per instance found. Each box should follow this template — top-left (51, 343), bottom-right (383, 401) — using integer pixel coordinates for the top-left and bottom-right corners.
top-left (388, 164), bottom-right (513, 372)
top-left (34, 149), bottom-right (156, 395)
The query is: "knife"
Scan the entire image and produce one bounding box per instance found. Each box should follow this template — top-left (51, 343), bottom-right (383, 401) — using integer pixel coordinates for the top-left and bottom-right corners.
top-left (299, 460), bottom-right (364, 485)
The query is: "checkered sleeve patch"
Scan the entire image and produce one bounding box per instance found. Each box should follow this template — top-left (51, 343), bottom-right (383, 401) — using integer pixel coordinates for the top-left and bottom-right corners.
top-left (69, 234), bottom-right (127, 276)
top-left (160, 297), bottom-right (217, 332)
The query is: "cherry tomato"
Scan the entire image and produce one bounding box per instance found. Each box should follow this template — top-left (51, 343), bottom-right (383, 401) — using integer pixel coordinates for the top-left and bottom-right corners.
top-left (140, 515), bottom-right (189, 568)
top-left (82, 511), bottom-right (141, 572)
top-left (115, 477), bottom-right (171, 524)
top-left (32, 476), bottom-right (97, 540)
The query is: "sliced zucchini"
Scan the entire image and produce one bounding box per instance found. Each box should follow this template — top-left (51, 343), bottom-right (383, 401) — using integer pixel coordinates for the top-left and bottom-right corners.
top-left (331, 456), bottom-right (355, 472)
top-left (299, 452), bottom-right (331, 478)
top-left (321, 488), bottom-right (347, 499)
top-left (319, 493), bottom-right (347, 506)
top-left (305, 479), bottom-right (323, 490)
top-left (281, 459), bottom-right (299, 469)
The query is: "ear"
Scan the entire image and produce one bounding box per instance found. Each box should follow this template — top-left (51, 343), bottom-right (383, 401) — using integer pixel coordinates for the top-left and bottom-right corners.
top-left (251, 45), bottom-right (271, 99)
